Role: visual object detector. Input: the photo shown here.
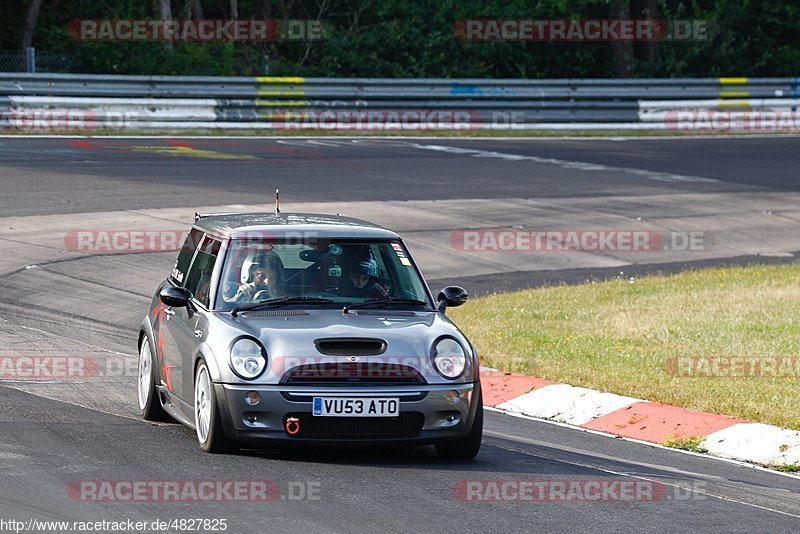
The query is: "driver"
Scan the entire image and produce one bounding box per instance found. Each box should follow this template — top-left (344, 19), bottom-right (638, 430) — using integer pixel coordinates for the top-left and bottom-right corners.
top-left (229, 256), bottom-right (280, 303)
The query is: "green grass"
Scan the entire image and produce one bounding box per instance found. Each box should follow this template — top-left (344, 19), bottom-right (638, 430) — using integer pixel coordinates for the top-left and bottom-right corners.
top-left (449, 263), bottom-right (800, 430)
top-left (662, 435), bottom-right (708, 453)
top-left (770, 463), bottom-right (800, 473)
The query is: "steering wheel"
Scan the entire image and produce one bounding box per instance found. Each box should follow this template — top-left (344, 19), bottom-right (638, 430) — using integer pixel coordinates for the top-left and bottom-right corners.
top-left (253, 290), bottom-right (272, 301)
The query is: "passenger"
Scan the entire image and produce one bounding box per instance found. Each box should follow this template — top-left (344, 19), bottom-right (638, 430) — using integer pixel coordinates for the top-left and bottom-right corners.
top-left (338, 256), bottom-right (390, 299)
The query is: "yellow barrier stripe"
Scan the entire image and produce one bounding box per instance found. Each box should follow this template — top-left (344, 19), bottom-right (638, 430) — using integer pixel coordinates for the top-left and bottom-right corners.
top-left (255, 100), bottom-right (308, 107)
top-left (720, 91), bottom-right (750, 98)
top-left (717, 100), bottom-right (752, 109)
top-left (256, 76), bottom-right (305, 84)
top-left (719, 77), bottom-right (748, 85)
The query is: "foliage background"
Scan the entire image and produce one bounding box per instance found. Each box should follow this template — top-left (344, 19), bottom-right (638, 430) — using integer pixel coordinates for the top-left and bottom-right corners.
top-left (4, 0), bottom-right (800, 77)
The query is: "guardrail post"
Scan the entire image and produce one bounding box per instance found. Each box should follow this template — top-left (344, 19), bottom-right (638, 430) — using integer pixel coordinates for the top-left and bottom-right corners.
top-left (25, 47), bottom-right (36, 73)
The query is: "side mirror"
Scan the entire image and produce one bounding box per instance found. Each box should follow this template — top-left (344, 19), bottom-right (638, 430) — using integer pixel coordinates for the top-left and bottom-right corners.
top-left (160, 286), bottom-right (192, 308)
top-left (437, 286), bottom-right (469, 312)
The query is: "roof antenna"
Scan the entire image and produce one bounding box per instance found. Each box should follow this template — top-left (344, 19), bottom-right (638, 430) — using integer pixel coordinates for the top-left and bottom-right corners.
top-left (275, 188), bottom-right (280, 214)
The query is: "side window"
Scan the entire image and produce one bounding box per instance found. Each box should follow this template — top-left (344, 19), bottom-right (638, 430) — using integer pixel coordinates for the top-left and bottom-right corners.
top-left (171, 228), bottom-right (203, 286)
top-left (184, 237), bottom-right (221, 308)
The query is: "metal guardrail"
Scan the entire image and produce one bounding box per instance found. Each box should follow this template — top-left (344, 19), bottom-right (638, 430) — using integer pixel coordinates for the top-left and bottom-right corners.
top-left (1, 73), bottom-right (798, 131)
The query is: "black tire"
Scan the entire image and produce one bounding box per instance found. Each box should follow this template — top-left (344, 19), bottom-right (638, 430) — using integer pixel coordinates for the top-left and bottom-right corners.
top-left (194, 360), bottom-right (235, 454)
top-left (137, 336), bottom-right (170, 422)
top-left (436, 393), bottom-right (483, 460)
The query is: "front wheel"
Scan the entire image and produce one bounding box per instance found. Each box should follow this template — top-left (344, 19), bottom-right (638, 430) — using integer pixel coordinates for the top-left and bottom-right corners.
top-left (138, 337), bottom-right (169, 421)
top-left (436, 393), bottom-right (483, 460)
top-left (194, 361), bottom-right (234, 453)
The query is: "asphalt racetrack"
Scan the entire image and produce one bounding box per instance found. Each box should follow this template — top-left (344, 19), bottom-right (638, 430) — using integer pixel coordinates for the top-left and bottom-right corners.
top-left (1, 136), bottom-right (799, 533)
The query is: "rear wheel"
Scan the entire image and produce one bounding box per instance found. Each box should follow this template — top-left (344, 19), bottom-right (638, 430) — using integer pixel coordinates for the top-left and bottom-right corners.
top-left (194, 361), bottom-right (234, 453)
top-left (138, 337), bottom-right (169, 421)
top-left (436, 393), bottom-right (483, 460)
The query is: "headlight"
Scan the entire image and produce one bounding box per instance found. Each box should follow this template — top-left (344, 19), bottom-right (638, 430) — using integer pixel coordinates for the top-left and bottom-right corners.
top-left (229, 337), bottom-right (267, 380)
top-left (432, 337), bottom-right (467, 379)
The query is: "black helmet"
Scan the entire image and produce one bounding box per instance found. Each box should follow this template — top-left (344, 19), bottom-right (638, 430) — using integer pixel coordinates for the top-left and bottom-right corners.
top-left (352, 258), bottom-right (377, 277)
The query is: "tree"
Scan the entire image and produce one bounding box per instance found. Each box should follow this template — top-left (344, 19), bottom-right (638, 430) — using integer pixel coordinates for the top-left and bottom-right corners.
top-left (610, 0), bottom-right (633, 77)
top-left (20, 0), bottom-right (43, 50)
top-left (157, 0), bottom-right (173, 50)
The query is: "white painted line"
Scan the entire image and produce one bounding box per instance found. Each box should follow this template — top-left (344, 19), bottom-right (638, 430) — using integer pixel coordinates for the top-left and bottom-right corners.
top-left (411, 143), bottom-right (720, 183)
top-left (301, 139), bottom-right (350, 147)
top-left (496, 383), bottom-right (641, 425)
top-left (485, 426), bottom-right (800, 518)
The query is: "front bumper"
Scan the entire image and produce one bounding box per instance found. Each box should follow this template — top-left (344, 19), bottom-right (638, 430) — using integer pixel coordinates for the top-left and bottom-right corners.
top-left (214, 381), bottom-right (481, 447)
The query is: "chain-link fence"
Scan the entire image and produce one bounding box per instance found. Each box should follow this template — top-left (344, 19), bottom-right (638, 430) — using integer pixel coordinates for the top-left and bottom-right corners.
top-left (0, 50), bottom-right (27, 72)
top-left (36, 51), bottom-right (76, 73)
top-left (0, 49), bottom-right (76, 73)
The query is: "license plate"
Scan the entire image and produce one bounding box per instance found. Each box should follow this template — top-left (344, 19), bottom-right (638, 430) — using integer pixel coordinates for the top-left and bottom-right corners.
top-left (312, 397), bottom-right (399, 417)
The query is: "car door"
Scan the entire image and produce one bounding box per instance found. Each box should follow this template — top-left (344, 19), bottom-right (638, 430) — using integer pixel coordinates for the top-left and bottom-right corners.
top-left (154, 228), bottom-right (202, 403)
top-left (162, 234), bottom-right (221, 408)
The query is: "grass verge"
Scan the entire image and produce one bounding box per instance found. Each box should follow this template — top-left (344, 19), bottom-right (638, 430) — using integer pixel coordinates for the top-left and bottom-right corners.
top-left (449, 263), bottom-right (800, 430)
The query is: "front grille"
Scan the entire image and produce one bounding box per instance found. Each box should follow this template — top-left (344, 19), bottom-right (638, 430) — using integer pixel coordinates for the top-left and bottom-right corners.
top-left (281, 363), bottom-right (426, 386)
top-left (284, 412), bottom-right (424, 439)
top-left (281, 391), bottom-right (427, 402)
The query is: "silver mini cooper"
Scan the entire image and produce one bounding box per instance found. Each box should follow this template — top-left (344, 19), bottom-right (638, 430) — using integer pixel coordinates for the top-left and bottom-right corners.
top-left (138, 213), bottom-right (482, 458)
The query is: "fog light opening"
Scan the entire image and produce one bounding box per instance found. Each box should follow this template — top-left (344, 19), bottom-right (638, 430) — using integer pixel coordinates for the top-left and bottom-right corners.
top-left (245, 391), bottom-right (261, 406)
top-left (446, 390), bottom-right (460, 405)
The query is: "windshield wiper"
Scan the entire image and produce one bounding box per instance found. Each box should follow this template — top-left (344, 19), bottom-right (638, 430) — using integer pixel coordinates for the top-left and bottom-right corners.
top-left (344, 298), bottom-right (428, 313)
top-left (231, 296), bottom-right (334, 316)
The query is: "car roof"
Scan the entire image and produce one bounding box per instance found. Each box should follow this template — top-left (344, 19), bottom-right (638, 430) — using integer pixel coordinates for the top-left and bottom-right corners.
top-left (194, 212), bottom-right (401, 240)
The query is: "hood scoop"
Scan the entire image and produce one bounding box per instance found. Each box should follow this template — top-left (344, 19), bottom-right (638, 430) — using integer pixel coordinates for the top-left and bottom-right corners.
top-left (241, 310), bottom-right (310, 317)
top-left (314, 337), bottom-right (387, 356)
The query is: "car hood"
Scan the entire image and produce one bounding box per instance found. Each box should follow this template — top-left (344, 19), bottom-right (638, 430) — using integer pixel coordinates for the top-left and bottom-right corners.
top-left (215, 309), bottom-right (472, 384)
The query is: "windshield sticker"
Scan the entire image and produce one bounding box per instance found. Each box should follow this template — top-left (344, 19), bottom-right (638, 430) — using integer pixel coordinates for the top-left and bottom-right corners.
top-left (400, 257), bottom-right (412, 266)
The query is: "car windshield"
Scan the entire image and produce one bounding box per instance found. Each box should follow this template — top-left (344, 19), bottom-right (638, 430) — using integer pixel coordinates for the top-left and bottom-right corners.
top-left (215, 238), bottom-right (430, 311)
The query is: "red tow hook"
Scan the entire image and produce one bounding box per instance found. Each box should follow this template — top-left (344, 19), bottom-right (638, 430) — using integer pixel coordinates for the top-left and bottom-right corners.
top-left (285, 417), bottom-right (300, 436)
